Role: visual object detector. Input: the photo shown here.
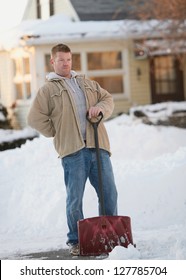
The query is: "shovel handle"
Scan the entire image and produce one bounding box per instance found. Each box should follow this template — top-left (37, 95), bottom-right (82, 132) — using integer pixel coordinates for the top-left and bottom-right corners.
top-left (86, 111), bottom-right (103, 127)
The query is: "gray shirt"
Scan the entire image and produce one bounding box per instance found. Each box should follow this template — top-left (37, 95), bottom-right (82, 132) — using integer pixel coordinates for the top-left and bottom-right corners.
top-left (64, 74), bottom-right (87, 140)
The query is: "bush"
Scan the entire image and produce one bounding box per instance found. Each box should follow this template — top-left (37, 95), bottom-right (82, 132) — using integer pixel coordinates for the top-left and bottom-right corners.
top-left (0, 103), bottom-right (12, 129)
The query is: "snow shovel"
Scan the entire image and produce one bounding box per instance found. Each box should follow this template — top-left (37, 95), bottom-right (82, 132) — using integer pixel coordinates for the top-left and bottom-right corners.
top-left (78, 112), bottom-right (134, 256)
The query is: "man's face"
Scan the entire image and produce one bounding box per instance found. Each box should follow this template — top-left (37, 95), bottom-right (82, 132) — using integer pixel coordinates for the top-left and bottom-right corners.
top-left (50, 51), bottom-right (72, 78)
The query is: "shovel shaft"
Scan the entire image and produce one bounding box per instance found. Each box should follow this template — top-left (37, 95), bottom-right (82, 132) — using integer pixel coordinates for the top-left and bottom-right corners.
top-left (92, 122), bottom-right (105, 215)
top-left (86, 112), bottom-right (105, 215)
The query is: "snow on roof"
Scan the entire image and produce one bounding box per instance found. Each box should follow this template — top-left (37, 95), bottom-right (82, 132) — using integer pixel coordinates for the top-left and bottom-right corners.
top-left (0, 19), bottom-right (42, 50)
top-left (0, 14), bottom-right (167, 50)
top-left (1, 14), bottom-right (185, 51)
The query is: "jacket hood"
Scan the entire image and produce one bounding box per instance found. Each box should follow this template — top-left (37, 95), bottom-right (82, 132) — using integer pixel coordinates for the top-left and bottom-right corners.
top-left (46, 70), bottom-right (78, 81)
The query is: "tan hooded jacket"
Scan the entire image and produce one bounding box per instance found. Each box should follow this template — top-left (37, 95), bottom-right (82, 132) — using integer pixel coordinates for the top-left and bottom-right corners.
top-left (27, 72), bottom-right (114, 158)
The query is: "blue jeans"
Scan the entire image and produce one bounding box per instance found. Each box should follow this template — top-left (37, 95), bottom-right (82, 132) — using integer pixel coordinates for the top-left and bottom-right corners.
top-left (61, 148), bottom-right (118, 244)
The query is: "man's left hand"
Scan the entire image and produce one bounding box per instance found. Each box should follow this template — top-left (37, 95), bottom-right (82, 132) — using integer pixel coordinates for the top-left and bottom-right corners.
top-left (88, 107), bottom-right (102, 118)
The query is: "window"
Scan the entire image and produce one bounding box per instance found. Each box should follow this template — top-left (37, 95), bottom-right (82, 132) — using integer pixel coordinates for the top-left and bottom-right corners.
top-left (38, 0), bottom-right (55, 20)
top-left (14, 59), bottom-right (22, 76)
top-left (45, 54), bottom-right (53, 73)
top-left (15, 83), bottom-right (23, 99)
top-left (26, 82), bottom-right (31, 99)
top-left (12, 56), bottom-right (31, 100)
top-left (87, 51), bottom-right (123, 95)
top-left (23, 58), bottom-right (30, 74)
top-left (49, 0), bottom-right (54, 16)
top-left (72, 53), bottom-right (81, 71)
top-left (37, 0), bottom-right (41, 19)
top-left (45, 53), bottom-right (81, 73)
top-left (14, 81), bottom-right (31, 100)
top-left (87, 51), bottom-right (122, 70)
top-left (90, 76), bottom-right (123, 94)
top-left (154, 56), bottom-right (176, 95)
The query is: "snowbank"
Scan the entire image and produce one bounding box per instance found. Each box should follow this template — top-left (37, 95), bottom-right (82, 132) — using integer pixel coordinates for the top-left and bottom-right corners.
top-left (0, 111), bottom-right (186, 259)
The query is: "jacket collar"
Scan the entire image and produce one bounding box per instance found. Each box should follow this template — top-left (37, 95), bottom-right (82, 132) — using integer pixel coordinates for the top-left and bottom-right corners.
top-left (46, 70), bottom-right (78, 81)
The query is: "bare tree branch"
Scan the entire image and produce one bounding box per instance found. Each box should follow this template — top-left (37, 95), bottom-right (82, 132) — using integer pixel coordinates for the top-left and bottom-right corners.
top-left (130, 0), bottom-right (186, 58)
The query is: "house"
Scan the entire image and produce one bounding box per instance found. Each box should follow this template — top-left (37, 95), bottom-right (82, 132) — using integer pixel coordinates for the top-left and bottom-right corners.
top-left (0, 0), bottom-right (186, 128)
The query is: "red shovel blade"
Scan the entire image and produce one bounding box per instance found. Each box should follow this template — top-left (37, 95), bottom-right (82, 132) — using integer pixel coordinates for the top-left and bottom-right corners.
top-left (78, 215), bottom-right (133, 256)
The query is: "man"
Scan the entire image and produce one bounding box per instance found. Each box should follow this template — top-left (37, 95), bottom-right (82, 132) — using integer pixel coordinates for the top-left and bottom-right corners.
top-left (27, 43), bottom-right (118, 256)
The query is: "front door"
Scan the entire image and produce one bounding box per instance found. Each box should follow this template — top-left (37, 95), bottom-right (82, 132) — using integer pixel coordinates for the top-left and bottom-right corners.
top-left (150, 55), bottom-right (184, 103)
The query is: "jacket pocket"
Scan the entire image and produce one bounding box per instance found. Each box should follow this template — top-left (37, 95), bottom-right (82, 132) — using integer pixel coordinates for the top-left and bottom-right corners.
top-left (84, 84), bottom-right (99, 93)
top-left (50, 88), bottom-right (67, 98)
top-left (84, 85), bottom-right (100, 105)
top-left (64, 150), bottom-right (81, 159)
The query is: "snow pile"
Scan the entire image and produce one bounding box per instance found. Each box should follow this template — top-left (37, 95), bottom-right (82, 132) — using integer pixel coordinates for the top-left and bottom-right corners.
top-left (130, 101), bottom-right (186, 124)
top-left (109, 245), bottom-right (140, 260)
top-left (0, 127), bottom-right (38, 143)
top-left (0, 107), bottom-right (186, 259)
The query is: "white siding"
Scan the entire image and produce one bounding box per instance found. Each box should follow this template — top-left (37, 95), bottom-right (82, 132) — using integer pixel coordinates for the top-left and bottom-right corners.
top-left (127, 41), bottom-right (151, 107)
top-left (22, 0), bottom-right (79, 21)
top-left (54, 0), bottom-right (79, 21)
top-left (22, 0), bottom-right (37, 20)
top-left (0, 52), bottom-right (15, 107)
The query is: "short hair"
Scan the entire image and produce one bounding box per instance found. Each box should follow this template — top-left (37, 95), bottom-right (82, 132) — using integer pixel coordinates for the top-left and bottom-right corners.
top-left (51, 44), bottom-right (71, 58)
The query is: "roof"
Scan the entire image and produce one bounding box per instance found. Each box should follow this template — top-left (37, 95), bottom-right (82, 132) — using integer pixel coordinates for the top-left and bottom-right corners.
top-left (1, 12), bottom-right (185, 53)
top-left (70, 0), bottom-right (186, 21)
top-left (70, 0), bottom-right (135, 21)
